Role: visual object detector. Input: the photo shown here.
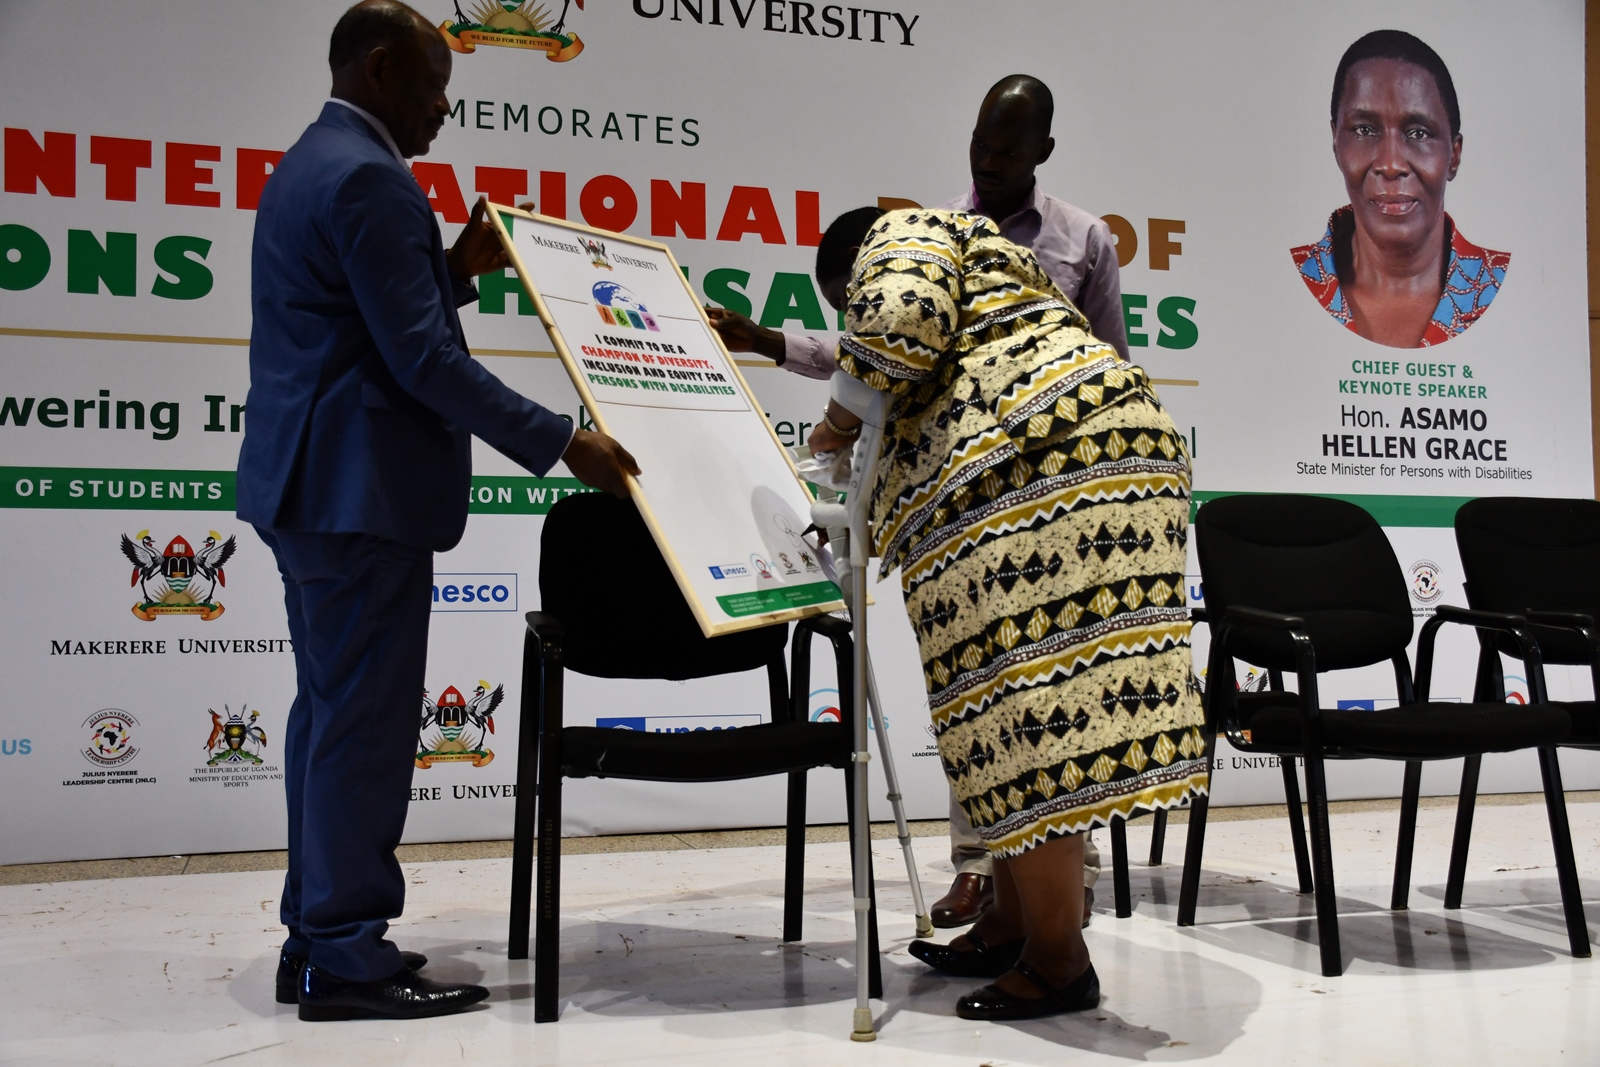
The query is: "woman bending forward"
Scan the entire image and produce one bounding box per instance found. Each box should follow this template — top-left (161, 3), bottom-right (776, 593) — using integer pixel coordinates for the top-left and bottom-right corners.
top-left (807, 208), bottom-right (1208, 1021)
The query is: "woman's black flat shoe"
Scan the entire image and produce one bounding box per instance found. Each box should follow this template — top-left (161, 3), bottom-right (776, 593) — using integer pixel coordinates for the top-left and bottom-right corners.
top-left (907, 932), bottom-right (1024, 978)
top-left (955, 960), bottom-right (1100, 1020)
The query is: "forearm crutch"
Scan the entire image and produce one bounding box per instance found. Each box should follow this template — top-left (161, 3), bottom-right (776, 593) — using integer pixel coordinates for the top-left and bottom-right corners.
top-left (808, 445), bottom-right (932, 940)
top-left (809, 419), bottom-right (929, 1040)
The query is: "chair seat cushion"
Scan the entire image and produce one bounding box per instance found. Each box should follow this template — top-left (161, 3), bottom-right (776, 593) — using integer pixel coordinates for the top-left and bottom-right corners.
top-left (561, 721), bottom-right (850, 782)
top-left (540, 492), bottom-right (789, 679)
top-left (1562, 701), bottom-right (1600, 746)
top-left (1238, 699), bottom-right (1570, 758)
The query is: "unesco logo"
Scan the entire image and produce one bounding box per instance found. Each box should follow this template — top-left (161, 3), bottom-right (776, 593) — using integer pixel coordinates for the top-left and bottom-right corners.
top-left (432, 573), bottom-right (518, 612)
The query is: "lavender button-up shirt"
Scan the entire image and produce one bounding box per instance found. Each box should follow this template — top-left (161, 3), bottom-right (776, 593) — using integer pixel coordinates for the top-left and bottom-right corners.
top-left (780, 185), bottom-right (1129, 378)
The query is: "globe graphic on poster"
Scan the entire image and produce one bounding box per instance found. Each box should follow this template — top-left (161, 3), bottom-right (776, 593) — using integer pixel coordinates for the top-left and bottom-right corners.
top-left (592, 281), bottom-right (659, 331)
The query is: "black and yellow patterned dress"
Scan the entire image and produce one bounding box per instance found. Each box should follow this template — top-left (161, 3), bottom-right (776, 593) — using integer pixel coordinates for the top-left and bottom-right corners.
top-left (839, 209), bottom-right (1208, 857)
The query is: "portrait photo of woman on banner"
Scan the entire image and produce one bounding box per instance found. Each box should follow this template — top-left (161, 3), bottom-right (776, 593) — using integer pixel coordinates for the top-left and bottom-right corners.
top-left (1291, 29), bottom-right (1510, 348)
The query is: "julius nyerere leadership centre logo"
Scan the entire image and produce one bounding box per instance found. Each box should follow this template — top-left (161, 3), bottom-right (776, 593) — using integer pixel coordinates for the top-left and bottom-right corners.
top-left (439, 0), bottom-right (586, 62)
top-left (119, 529), bottom-right (236, 621)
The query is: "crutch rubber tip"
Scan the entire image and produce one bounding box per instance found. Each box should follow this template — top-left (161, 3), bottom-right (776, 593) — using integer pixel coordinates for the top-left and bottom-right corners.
top-left (915, 915), bottom-right (935, 938)
top-left (850, 1007), bottom-right (877, 1041)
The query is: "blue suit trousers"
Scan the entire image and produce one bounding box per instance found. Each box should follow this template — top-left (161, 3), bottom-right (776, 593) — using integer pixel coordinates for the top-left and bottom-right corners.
top-left (258, 526), bottom-right (432, 982)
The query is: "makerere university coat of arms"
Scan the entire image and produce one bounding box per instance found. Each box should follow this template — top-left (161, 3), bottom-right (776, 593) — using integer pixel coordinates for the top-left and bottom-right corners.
top-left (439, 1), bottom-right (585, 62)
top-left (416, 682), bottom-right (503, 768)
top-left (120, 530), bottom-right (236, 620)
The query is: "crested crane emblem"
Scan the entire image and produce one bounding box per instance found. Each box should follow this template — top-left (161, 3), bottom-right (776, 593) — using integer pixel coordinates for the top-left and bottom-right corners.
top-left (204, 704), bottom-right (268, 765)
top-left (120, 529), bottom-right (236, 621)
top-left (583, 237), bottom-right (613, 270)
top-left (416, 680), bottom-right (503, 768)
top-left (439, 1), bottom-right (585, 62)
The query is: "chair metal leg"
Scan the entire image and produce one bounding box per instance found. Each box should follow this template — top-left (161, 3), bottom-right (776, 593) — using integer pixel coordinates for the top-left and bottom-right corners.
top-left (772, 646), bottom-right (806, 943)
top-left (783, 771), bottom-right (806, 942)
top-left (867, 856), bottom-right (883, 1000)
top-left (1279, 756), bottom-right (1314, 894)
top-left (508, 629), bottom-right (543, 960)
top-left (1176, 792), bottom-right (1210, 926)
top-left (1148, 808), bottom-right (1168, 866)
top-left (533, 769), bottom-right (564, 1022)
top-left (843, 768), bottom-right (883, 999)
top-left (1303, 752), bottom-right (1343, 977)
top-left (1444, 755), bottom-right (1482, 910)
top-left (532, 639), bottom-right (567, 1024)
top-left (1110, 817), bottom-right (1133, 917)
top-left (1537, 747), bottom-right (1592, 958)
top-left (1444, 644), bottom-right (1503, 910)
top-left (1390, 760), bottom-right (1423, 911)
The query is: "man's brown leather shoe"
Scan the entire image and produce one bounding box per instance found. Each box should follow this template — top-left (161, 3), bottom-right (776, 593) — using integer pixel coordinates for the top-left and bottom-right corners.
top-left (930, 872), bottom-right (993, 928)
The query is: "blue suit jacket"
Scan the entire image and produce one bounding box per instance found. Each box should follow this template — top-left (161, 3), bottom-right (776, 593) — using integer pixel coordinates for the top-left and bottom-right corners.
top-left (237, 103), bottom-right (572, 551)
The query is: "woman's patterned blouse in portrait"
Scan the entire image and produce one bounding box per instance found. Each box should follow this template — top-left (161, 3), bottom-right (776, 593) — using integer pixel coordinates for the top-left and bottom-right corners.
top-left (1292, 206), bottom-right (1509, 347)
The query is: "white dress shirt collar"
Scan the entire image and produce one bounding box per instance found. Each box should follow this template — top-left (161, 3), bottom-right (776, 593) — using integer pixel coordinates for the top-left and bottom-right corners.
top-left (326, 97), bottom-right (408, 169)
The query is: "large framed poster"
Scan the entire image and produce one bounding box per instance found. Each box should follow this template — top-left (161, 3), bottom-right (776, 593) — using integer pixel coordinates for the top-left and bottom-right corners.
top-left (488, 205), bottom-right (844, 636)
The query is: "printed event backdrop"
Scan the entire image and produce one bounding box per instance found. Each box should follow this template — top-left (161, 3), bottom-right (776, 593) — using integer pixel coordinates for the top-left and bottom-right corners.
top-left (0, 0), bottom-right (1594, 863)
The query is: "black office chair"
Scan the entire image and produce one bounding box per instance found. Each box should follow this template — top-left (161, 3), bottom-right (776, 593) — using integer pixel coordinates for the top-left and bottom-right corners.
top-left (507, 492), bottom-right (881, 1022)
top-left (1177, 493), bottom-right (1586, 977)
top-left (1443, 496), bottom-right (1600, 915)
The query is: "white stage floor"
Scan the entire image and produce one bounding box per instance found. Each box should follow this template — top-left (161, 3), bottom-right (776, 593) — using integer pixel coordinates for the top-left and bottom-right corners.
top-left (2, 800), bottom-right (1596, 1065)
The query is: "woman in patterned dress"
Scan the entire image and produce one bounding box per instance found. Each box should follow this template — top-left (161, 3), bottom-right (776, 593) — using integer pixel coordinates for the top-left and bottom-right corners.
top-left (807, 207), bottom-right (1208, 1020)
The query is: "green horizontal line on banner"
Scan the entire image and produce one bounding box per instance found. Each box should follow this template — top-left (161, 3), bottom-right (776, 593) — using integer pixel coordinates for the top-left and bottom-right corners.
top-left (1192, 491), bottom-right (1476, 528)
top-left (0, 326), bottom-right (249, 347)
top-left (3, 470), bottom-right (1467, 525)
top-left (0, 467), bottom-right (595, 515)
top-left (0, 327), bottom-right (782, 370)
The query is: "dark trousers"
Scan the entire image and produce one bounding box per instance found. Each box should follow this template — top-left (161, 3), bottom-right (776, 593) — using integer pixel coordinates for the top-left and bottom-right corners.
top-left (257, 527), bottom-right (433, 982)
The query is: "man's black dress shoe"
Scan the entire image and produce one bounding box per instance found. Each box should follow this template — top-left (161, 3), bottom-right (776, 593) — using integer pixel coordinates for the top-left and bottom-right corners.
top-left (955, 961), bottom-right (1100, 1021)
top-left (298, 963), bottom-right (489, 1021)
top-left (276, 950), bottom-right (428, 1005)
top-left (908, 931), bottom-right (1024, 978)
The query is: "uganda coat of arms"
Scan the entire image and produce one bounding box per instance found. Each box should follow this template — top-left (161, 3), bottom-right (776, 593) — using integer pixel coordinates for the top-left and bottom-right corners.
top-left (204, 705), bottom-right (268, 766)
top-left (120, 530), bottom-right (235, 621)
top-left (416, 682), bottom-right (502, 768)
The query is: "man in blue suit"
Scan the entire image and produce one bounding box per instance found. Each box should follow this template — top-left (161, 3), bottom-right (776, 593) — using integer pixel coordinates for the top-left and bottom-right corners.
top-left (237, 0), bottom-right (639, 1021)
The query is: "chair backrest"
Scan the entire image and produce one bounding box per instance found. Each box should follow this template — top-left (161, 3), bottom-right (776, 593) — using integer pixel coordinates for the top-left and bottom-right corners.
top-left (1455, 496), bottom-right (1600, 665)
top-left (540, 492), bottom-right (786, 680)
top-left (1195, 494), bottom-right (1413, 672)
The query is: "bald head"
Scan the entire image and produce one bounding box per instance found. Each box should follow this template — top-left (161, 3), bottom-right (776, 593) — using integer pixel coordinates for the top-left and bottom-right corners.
top-left (328, 0), bottom-right (453, 158)
top-left (968, 74), bottom-right (1056, 221)
top-left (979, 75), bottom-right (1054, 140)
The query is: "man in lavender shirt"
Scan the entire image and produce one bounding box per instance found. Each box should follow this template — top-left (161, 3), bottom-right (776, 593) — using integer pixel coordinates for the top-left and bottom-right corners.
top-left (710, 74), bottom-right (1121, 929)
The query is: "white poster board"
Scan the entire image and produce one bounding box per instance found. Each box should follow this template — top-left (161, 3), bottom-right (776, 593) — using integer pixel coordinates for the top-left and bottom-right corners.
top-left (489, 205), bottom-right (844, 636)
